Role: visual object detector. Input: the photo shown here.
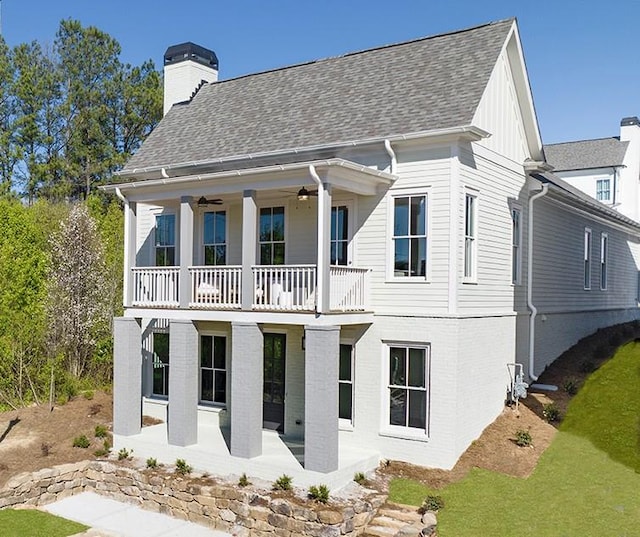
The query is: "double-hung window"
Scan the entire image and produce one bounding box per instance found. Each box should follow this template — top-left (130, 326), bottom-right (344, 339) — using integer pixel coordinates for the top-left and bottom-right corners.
top-left (511, 206), bottom-right (522, 284)
top-left (600, 233), bottom-right (608, 291)
top-left (392, 194), bottom-right (427, 277)
top-left (464, 192), bottom-right (477, 280)
top-left (331, 205), bottom-right (349, 266)
top-left (203, 211), bottom-right (227, 265)
top-left (200, 335), bottom-right (227, 405)
top-left (388, 344), bottom-right (430, 432)
top-left (584, 228), bottom-right (592, 290)
top-left (152, 332), bottom-right (169, 397)
top-left (155, 214), bottom-right (176, 266)
top-left (259, 207), bottom-right (285, 265)
top-left (596, 179), bottom-right (611, 202)
top-left (339, 344), bottom-right (354, 423)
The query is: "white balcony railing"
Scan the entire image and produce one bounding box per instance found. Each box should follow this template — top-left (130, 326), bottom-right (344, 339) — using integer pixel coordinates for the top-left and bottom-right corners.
top-left (330, 266), bottom-right (369, 311)
top-left (132, 267), bottom-right (179, 307)
top-left (189, 266), bottom-right (242, 308)
top-left (252, 265), bottom-right (317, 311)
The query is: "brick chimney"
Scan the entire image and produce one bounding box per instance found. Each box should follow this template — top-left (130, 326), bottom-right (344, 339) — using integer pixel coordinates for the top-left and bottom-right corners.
top-left (163, 42), bottom-right (218, 116)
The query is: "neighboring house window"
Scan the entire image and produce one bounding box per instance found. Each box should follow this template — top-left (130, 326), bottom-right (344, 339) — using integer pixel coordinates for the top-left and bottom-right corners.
top-left (596, 179), bottom-right (611, 202)
top-left (152, 332), bottom-right (169, 397)
top-left (200, 335), bottom-right (227, 404)
top-left (331, 205), bottom-right (349, 266)
top-left (388, 344), bottom-right (429, 431)
top-left (155, 214), bottom-right (176, 266)
top-left (584, 228), bottom-right (592, 290)
top-left (203, 211), bottom-right (227, 265)
top-left (600, 233), bottom-right (608, 290)
top-left (392, 195), bottom-right (427, 277)
top-left (511, 206), bottom-right (522, 284)
top-left (339, 344), bottom-right (354, 422)
top-left (259, 207), bottom-right (285, 264)
top-left (464, 193), bottom-right (477, 280)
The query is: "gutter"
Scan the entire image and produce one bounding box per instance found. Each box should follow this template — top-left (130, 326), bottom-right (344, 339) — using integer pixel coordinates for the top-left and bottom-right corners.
top-left (116, 125), bottom-right (490, 180)
top-left (527, 183), bottom-right (549, 381)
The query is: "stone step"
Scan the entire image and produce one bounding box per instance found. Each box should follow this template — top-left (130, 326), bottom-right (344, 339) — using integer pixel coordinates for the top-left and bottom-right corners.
top-left (370, 515), bottom-right (408, 529)
top-left (377, 507), bottom-right (422, 524)
top-left (362, 525), bottom-right (401, 537)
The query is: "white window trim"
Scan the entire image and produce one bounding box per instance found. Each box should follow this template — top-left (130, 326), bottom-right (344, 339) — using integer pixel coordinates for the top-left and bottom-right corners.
top-left (338, 341), bottom-right (355, 430)
top-left (600, 232), bottom-right (608, 291)
top-left (463, 189), bottom-right (478, 283)
top-left (150, 331), bottom-right (169, 399)
top-left (584, 227), bottom-right (592, 290)
top-left (386, 187), bottom-right (431, 282)
top-left (511, 204), bottom-right (523, 285)
top-left (595, 178), bottom-right (611, 203)
top-left (331, 199), bottom-right (356, 267)
top-left (379, 340), bottom-right (431, 440)
top-left (198, 205), bottom-right (230, 266)
top-left (198, 331), bottom-right (230, 408)
top-left (152, 209), bottom-right (178, 267)
top-left (257, 203), bottom-right (288, 265)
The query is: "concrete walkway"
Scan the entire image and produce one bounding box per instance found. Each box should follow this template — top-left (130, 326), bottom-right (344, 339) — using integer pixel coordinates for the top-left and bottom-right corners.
top-left (43, 492), bottom-right (231, 537)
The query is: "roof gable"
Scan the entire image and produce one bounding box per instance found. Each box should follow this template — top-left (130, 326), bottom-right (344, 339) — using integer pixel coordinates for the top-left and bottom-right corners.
top-left (123, 19), bottom-right (514, 174)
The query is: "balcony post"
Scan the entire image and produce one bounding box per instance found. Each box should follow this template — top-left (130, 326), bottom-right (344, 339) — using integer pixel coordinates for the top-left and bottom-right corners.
top-left (241, 190), bottom-right (257, 310)
top-left (316, 182), bottom-right (332, 313)
top-left (179, 196), bottom-right (194, 308)
top-left (123, 200), bottom-right (137, 308)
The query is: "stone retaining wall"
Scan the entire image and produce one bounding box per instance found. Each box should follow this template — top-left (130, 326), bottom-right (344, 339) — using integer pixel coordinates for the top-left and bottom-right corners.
top-left (0, 461), bottom-right (386, 536)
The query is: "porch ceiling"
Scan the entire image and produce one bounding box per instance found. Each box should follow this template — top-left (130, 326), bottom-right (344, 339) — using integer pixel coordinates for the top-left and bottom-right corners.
top-left (103, 158), bottom-right (397, 203)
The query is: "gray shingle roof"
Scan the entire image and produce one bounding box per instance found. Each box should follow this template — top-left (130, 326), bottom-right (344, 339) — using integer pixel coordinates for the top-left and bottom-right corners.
top-left (544, 138), bottom-right (629, 171)
top-left (123, 19), bottom-right (514, 174)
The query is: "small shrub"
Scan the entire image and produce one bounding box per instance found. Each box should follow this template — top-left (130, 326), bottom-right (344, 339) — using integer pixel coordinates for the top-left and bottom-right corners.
top-left (146, 457), bottom-right (158, 469)
top-left (542, 403), bottom-right (561, 423)
top-left (420, 495), bottom-right (445, 513)
top-left (83, 390), bottom-right (94, 400)
top-left (72, 435), bottom-right (90, 449)
top-left (514, 428), bottom-right (533, 447)
top-left (175, 458), bottom-right (192, 475)
top-left (94, 447), bottom-right (109, 457)
top-left (118, 447), bottom-right (132, 460)
top-left (41, 443), bottom-right (51, 457)
top-left (238, 473), bottom-right (251, 487)
top-left (308, 484), bottom-right (330, 503)
top-left (354, 471), bottom-right (367, 485)
top-left (273, 474), bottom-right (292, 491)
top-left (94, 424), bottom-right (108, 438)
top-left (563, 378), bottom-right (579, 395)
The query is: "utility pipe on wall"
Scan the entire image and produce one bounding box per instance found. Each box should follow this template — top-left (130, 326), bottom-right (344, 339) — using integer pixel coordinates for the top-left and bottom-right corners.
top-left (527, 183), bottom-right (549, 381)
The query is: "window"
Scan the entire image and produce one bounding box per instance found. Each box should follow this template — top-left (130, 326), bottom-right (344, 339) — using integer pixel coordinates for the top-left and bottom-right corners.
top-left (200, 335), bottom-right (227, 404)
top-left (464, 193), bottom-right (477, 280)
top-left (388, 344), bottom-right (429, 431)
top-left (392, 195), bottom-right (427, 277)
top-left (152, 333), bottom-right (169, 397)
top-left (584, 228), bottom-right (592, 290)
top-left (203, 211), bottom-right (226, 265)
top-left (331, 205), bottom-right (349, 266)
top-left (600, 233), bottom-right (608, 290)
top-left (511, 206), bottom-right (522, 284)
top-left (155, 214), bottom-right (176, 266)
top-left (339, 344), bottom-right (354, 422)
top-left (259, 207), bottom-right (285, 265)
top-left (596, 179), bottom-right (611, 202)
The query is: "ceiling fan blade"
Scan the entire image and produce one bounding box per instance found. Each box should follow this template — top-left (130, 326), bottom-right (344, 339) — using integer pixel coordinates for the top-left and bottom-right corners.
top-left (197, 196), bottom-right (224, 206)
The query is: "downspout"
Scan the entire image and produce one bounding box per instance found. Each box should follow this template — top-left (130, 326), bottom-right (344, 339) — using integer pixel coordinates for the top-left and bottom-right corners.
top-left (384, 139), bottom-right (397, 174)
top-left (527, 183), bottom-right (549, 381)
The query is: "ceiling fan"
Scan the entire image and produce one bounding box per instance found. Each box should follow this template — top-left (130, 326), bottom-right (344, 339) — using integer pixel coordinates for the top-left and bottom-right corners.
top-left (197, 196), bottom-right (223, 206)
top-left (284, 187), bottom-right (318, 201)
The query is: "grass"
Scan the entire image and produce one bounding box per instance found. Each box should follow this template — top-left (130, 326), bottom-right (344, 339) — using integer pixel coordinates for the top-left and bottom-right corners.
top-left (0, 509), bottom-right (88, 537)
top-left (389, 341), bottom-right (640, 536)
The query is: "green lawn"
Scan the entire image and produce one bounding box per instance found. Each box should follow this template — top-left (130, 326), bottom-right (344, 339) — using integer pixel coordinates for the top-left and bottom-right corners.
top-left (389, 341), bottom-right (640, 536)
top-left (0, 509), bottom-right (88, 537)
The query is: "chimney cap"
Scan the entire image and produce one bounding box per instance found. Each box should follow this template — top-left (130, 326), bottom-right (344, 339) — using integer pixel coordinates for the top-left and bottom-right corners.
top-left (620, 116), bottom-right (640, 127)
top-left (164, 42), bottom-right (218, 70)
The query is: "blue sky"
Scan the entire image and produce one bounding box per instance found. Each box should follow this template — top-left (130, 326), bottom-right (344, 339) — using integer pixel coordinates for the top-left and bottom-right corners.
top-left (2, 0), bottom-right (638, 144)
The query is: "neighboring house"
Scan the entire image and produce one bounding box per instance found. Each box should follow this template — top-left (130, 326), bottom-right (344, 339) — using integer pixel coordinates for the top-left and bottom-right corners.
top-left (545, 117), bottom-right (640, 221)
top-left (103, 20), bottom-right (640, 487)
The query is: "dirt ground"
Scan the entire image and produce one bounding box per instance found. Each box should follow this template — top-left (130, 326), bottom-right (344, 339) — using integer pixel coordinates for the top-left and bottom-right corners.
top-left (0, 322), bottom-right (638, 491)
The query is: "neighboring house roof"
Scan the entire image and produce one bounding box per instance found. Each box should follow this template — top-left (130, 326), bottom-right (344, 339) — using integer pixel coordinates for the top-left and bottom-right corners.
top-left (122, 18), bottom-right (515, 175)
top-left (544, 138), bottom-right (629, 172)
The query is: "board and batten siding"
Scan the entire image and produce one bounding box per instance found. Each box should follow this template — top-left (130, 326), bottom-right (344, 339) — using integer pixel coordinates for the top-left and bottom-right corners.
top-left (456, 144), bottom-right (528, 313)
top-left (357, 144), bottom-right (452, 315)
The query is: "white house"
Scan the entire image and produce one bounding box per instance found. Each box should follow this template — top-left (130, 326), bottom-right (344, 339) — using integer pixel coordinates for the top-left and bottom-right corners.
top-left (544, 117), bottom-right (640, 221)
top-left (104, 20), bottom-right (640, 488)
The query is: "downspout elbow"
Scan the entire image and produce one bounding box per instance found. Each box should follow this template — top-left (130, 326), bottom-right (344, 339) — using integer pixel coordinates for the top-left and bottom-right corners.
top-left (384, 139), bottom-right (397, 174)
top-left (527, 183), bottom-right (549, 381)
top-left (308, 164), bottom-right (321, 186)
top-left (114, 187), bottom-right (126, 203)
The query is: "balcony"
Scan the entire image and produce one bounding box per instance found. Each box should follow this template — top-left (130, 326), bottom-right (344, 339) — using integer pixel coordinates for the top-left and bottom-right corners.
top-left (131, 264), bottom-right (369, 313)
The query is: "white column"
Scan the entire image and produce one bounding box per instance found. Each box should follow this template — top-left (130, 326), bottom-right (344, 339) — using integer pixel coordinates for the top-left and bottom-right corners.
top-left (316, 183), bottom-right (332, 313)
top-left (241, 190), bottom-right (257, 310)
top-left (179, 196), bottom-right (194, 308)
top-left (123, 201), bottom-right (137, 308)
